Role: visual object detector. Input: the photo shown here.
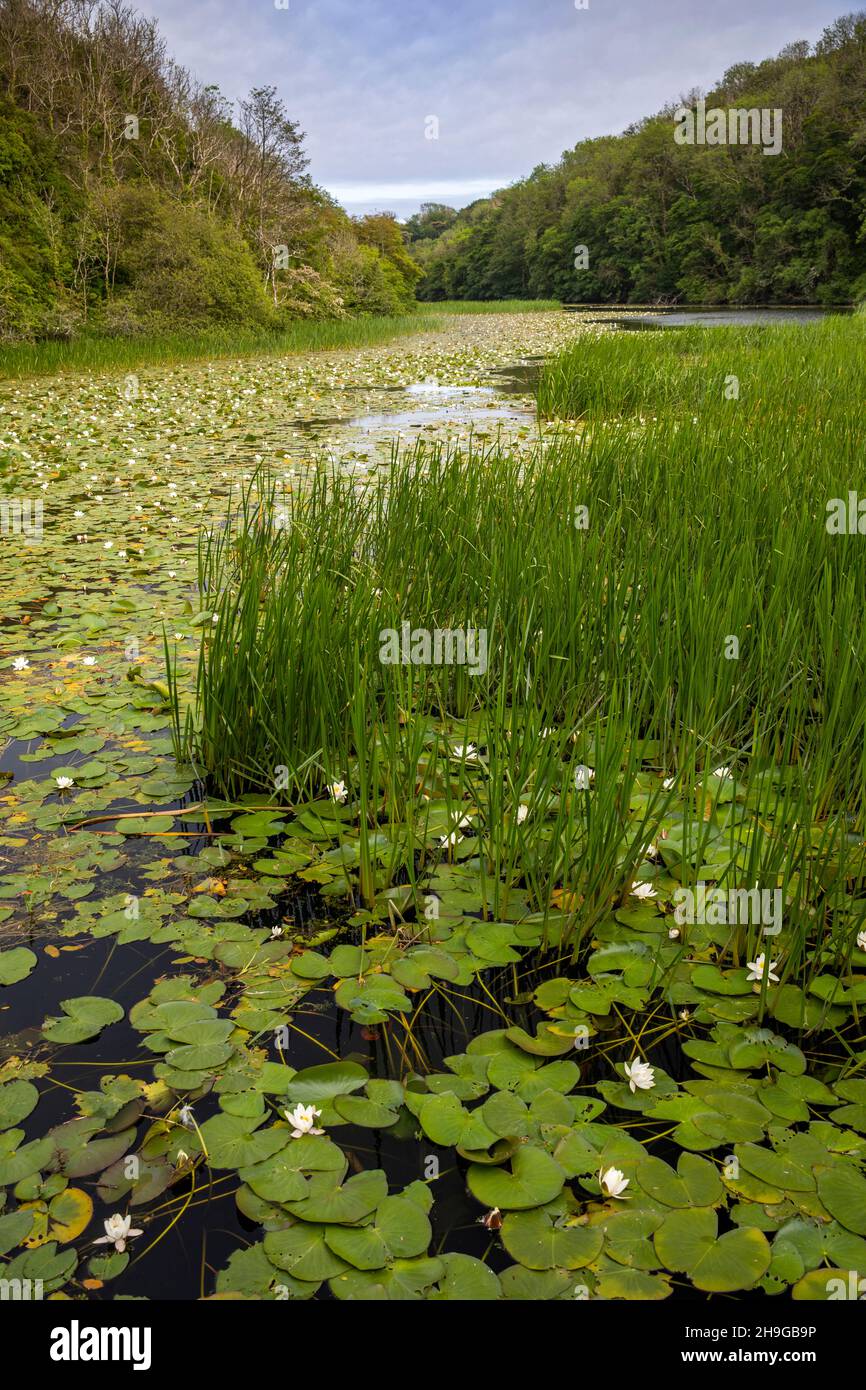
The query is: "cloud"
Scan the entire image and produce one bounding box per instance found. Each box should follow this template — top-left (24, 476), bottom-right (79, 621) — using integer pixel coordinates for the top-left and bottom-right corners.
top-left (141, 0), bottom-right (846, 216)
top-left (327, 177), bottom-right (513, 204)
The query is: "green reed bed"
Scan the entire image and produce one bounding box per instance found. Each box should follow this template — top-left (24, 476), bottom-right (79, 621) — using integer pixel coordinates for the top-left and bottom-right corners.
top-left (171, 315), bottom-right (866, 996)
top-left (0, 311), bottom-right (444, 380)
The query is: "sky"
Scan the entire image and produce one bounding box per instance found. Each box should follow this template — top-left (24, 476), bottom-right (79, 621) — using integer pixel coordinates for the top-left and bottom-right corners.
top-left (142, 0), bottom-right (849, 218)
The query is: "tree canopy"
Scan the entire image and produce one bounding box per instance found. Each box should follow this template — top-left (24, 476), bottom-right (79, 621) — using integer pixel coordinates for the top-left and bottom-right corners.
top-left (0, 0), bottom-right (421, 339)
top-left (411, 14), bottom-right (866, 305)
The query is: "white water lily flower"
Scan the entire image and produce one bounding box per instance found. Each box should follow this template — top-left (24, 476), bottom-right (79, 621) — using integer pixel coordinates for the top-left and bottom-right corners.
top-left (328, 779), bottom-right (348, 803)
top-left (712, 765), bottom-right (733, 780)
top-left (81, 656), bottom-right (96, 667)
top-left (746, 954), bottom-right (780, 985)
top-left (94, 1213), bottom-right (143, 1253)
top-left (451, 743), bottom-right (477, 760)
top-left (285, 1103), bottom-right (324, 1138)
top-left (271, 925), bottom-right (283, 938)
top-left (662, 776), bottom-right (676, 790)
top-left (438, 829), bottom-right (463, 849)
top-left (55, 776), bottom-right (74, 790)
top-left (630, 881), bottom-right (657, 900)
top-left (623, 1058), bottom-right (656, 1093)
top-left (177, 1104), bottom-right (195, 1128)
top-left (573, 764), bottom-right (594, 791)
top-left (856, 929), bottom-right (866, 952)
top-left (668, 927), bottom-right (680, 939)
top-left (599, 1166), bottom-right (630, 1198)
top-left (516, 804), bottom-right (529, 824)
top-left (11, 657), bottom-right (29, 671)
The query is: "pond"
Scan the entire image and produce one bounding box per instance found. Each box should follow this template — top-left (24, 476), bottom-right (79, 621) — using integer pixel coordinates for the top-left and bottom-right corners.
top-left (567, 306), bottom-right (853, 330)
top-left (1, 306), bottom-right (865, 1308)
top-left (0, 309), bottom-right (592, 1303)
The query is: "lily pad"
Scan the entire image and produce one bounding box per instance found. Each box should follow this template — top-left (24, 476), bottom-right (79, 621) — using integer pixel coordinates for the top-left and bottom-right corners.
top-left (654, 1208), bottom-right (771, 1291)
top-left (467, 1145), bottom-right (565, 1210)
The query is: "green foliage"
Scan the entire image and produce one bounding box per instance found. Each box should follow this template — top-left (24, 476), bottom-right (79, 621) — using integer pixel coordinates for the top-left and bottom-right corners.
top-left (0, 2), bottom-right (422, 342)
top-left (414, 17), bottom-right (866, 305)
top-left (94, 186), bottom-right (278, 335)
top-left (0, 99), bottom-right (80, 338)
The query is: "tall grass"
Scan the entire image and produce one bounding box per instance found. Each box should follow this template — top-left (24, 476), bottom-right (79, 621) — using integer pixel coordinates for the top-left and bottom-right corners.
top-left (536, 317), bottom-right (855, 420)
top-left (0, 311), bottom-right (444, 380)
top-left (171, 315), bottom-right (866, 968)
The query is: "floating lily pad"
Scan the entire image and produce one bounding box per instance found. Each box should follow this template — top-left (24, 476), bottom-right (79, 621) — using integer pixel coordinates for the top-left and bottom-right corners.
top-left (654, 1208), bottom-right (771, 1290)
top-left (816, 1165), bottom-right (866, 1235)
top-left (42, 995), bottom-right (124, 1045)
top-left (501, 1208), bottom-right (604, 1269)
top-left (0, 947), bottom-right (37, 986)
top-left (467, 1145), bottom-right (565, 1210)
top-left (324, 1193), bottom-right (432, 1269)
top-left (0, 1079), bottom-right (39, 1130)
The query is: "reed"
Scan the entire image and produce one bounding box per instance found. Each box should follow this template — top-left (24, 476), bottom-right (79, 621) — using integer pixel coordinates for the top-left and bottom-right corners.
top-left (172, 314), bottom-right (866, 975)
top-left (0, 311), bottom-right (443, 380)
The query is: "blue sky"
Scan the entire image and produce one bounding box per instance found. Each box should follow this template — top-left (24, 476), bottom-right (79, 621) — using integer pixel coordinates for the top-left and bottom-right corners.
top-left (143, 0), bottom-right (849, 217)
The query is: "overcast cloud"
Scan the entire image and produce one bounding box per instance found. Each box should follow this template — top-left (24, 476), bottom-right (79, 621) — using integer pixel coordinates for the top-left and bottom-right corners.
top-left (141, 0), bottom-right (849, 216)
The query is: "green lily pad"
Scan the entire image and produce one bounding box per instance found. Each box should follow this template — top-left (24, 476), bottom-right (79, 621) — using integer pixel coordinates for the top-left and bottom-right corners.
top-left (324, 1194), bottom-right (432, 1269)
top-left (0, 1079), bottom-right (39, 1130)
top-left (239, 1134), bottom-right (346, 1202)
top-left (198, 1114), bottom-right (290, 1170)
top-left (429, 1252), bottom-right (501, 1300)
top-left (595, 1267), bottom-right (672, 1300)
top-left (501, 1208), bottom-right (604, 1269)
top-left (0, 947), bottom-right (37, 986)
top-left (164, 1042), bottom-right (234, 1071)
top-left (42, 995), bottom-right (124, 1044)
top-left (467, 1145), bottom-right (565, 1210)
top-left (264, 1223), bottom-right (351, 1282)
top-left (332, 1095), bottom-right (400, 1128)
top-left (654, 1208), bottom-right (771, 1291)
top-left (734, 1143), bottom-right (816, 1192)
top-left (0, 1207), bottom-right (35, 1254)
top-left (329, 1256), bottom-right (444, 1301)
top-left (285, 1168), bottom-right (388, 1224)
top-left (285, 1061), bottom-right (368, 1107)
top-left (636, 1152), bottom-right (723, 1207)
top-left (816, 1165), bottom-right (866, 1235)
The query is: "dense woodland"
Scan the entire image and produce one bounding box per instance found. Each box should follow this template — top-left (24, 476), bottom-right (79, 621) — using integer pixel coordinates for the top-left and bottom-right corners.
top-left (3, 3), bottom-right (865, 343)
top-left (0, 0), bottom-right (421, 340)
top-left (408, 14), bottom-right (866, 304)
